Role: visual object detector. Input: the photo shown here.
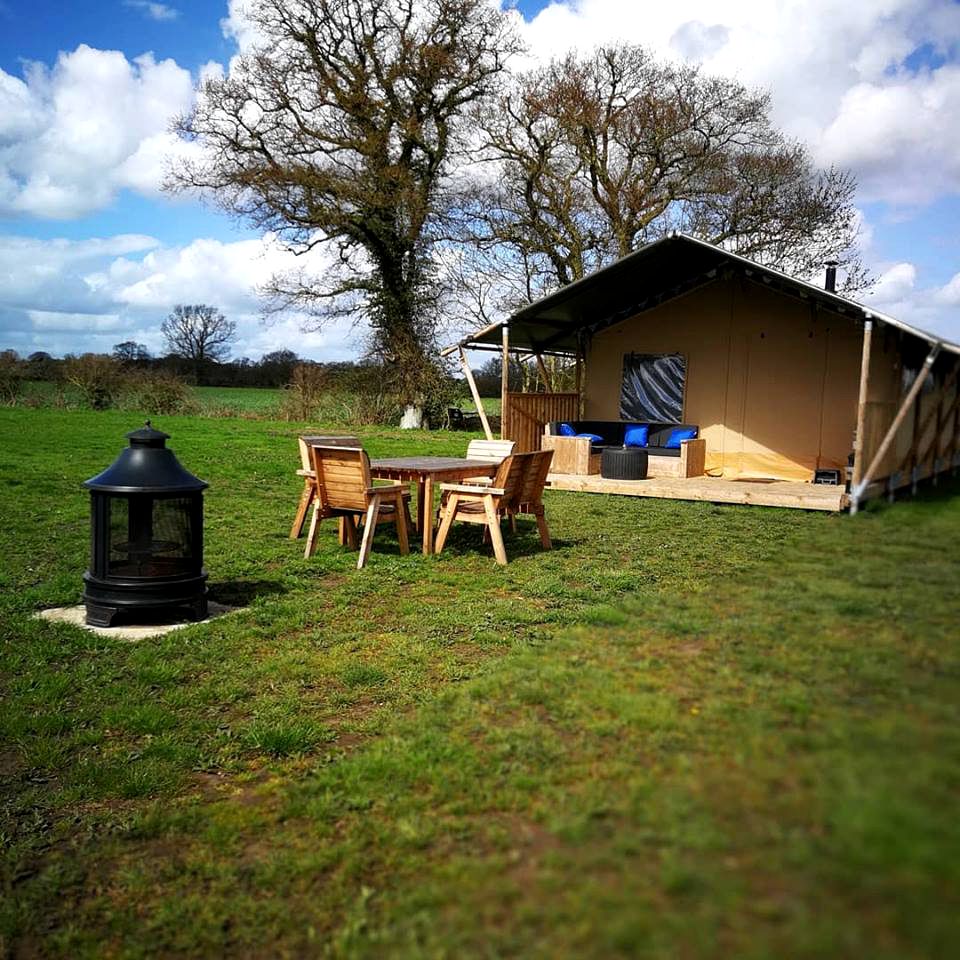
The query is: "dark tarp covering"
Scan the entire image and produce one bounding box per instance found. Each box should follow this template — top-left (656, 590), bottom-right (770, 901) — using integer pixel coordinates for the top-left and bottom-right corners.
top-left (619, 353), bottom-right (686, 422)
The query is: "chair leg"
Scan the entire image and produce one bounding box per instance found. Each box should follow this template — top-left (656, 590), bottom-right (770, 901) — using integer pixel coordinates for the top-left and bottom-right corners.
top-left (434, 494), bottom-right (459, 555)
top-left (482, 495), bottom-right (508, 565)
top-left (357, 498), bottom-right (379, 569)
top-left (394, 497), bottom-right (409, 555)
top-left (509, 513), bottom-right (517, 534)
top-left (304, 502), bottom-right (322, 558)
top-left (290, 480), bottom-right (314, 539)
top-left (535, 508), bottom-right (552, 549)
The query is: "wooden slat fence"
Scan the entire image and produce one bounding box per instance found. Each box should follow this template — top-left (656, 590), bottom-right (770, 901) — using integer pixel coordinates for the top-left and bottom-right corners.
top-left (503, 392), bottom-right (580, 453)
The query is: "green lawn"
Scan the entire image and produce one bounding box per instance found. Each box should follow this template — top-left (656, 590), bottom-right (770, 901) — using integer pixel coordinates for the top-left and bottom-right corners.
top-left (2, 407), bottom-right (959, 958)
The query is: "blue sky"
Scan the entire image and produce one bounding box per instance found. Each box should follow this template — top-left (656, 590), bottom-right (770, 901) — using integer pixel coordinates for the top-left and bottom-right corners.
top-left (1, 0), bottom-right (960, 361)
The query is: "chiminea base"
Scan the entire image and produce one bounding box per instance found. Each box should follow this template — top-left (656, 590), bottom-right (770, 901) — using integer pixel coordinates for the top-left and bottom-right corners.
top-left (82, 569), bottom-right (209, 628)
top-left (84, 595), bottom-right (208, 628)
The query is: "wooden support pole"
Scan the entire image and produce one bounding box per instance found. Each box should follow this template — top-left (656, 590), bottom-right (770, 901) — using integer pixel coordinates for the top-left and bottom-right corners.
top-left (851, 342), bottom-right (940, 512)
top-left (458, 347), bottom-right (493, 441)
top-left (850, 320), bottom-right (873, 494)
top-left (500, 324), bottom-right (510, 441)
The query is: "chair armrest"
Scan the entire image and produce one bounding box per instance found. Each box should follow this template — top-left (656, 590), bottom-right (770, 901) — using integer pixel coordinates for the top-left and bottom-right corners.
top-left (366, 481), bottom-right (405, 495)
top-left (296, 469), bottom-right (316, 478)
top-left (439, 483), bottom-right (505, 496)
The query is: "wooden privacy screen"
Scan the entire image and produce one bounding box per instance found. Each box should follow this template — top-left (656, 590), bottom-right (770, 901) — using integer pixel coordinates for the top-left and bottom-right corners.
top-left (503, 392), bottom-right (580, 453)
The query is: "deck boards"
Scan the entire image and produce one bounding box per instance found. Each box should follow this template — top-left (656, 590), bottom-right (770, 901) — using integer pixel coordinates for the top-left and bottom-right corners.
top-left (545, 473), bottom-right (848, 511)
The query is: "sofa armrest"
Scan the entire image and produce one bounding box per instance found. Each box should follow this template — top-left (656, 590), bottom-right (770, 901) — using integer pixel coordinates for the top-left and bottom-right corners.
top-left (679, 438), bottom-right (706, 477)
top-left (541, 434), bottom-right (598, 475)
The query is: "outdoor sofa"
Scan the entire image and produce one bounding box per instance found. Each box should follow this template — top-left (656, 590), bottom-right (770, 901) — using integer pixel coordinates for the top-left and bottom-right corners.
top-left (542, 420), bottom-right (707, 478)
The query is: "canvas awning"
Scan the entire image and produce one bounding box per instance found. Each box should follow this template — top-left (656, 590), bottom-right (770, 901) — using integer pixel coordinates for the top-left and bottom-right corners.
top-left (446, 233), bottom-right (960, 357)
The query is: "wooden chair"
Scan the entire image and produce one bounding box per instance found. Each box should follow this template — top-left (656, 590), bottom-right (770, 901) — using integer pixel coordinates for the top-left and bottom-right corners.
top-left (304, 445), bottom-right (410, 569)
top-left (434, 451), bottom-right (553, 565)
top-left (436, 439), bottom-right (518, 523)
top-left (290, 435), bottom-right (360, 539)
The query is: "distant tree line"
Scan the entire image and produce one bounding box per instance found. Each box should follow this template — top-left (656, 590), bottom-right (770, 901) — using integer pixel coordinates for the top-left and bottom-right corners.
top-left (6, 346), bottom-right (303, 389)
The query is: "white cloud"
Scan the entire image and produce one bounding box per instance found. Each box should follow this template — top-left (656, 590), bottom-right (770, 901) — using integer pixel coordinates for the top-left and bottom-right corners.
top-left (861, 260), bottom-right (960, 344)
top-left (123, 2), bottom-right (180, 22)
top-left (819, 66), bottom-right (960, 205)
top-left (0, 45), bottom-right (196, 218)
top-left (933, 272), bottom-right (960, 308)
top-left (517, 0), bottom-right (960, 207)
top-left (0, 232), bottom-right (360, 360)
top-left (28, 309), bottom-right (125, 331)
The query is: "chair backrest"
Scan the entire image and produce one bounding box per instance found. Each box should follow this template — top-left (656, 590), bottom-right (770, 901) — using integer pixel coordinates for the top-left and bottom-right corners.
top-left (309, 445), bottom-right (371, 513)
top-left (298, 435), bottom-right (360, 471)
top-left (491, 451), bottom-right (538, 511)
top-left (466, 439), bottom-right (515, 463)
top-left (516, 449), bottom-right (553, 507)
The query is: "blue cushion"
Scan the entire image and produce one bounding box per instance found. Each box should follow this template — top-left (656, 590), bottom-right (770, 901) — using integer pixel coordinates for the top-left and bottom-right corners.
top-left (665, 427), bottom-right (698, 449)
top-left (624, 424), bottom-right (649, 448)
top-left (576, 433), bottom-right (604, 442)
top-left (558, 422), bottom-right (576, 437)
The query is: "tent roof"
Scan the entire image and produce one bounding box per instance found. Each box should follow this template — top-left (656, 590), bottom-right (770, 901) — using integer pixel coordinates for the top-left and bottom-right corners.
top-left (448, 233), bottom-right (960, 357)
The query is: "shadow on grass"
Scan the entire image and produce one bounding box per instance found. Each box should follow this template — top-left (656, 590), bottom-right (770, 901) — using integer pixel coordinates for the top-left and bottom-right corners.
top-left (208, 578), bottom-right (286, 606)
top-left (433, 525), bottom-right (573, 562)
top-left (862, 473), bottom-right (960, 514)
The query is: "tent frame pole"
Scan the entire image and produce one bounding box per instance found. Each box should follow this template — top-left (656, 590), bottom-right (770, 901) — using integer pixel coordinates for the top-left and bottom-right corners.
top-left (850, 319), bottom-right (874, 511)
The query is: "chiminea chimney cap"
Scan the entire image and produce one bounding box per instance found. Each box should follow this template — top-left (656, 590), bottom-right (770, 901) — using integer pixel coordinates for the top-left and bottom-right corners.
top-left (126, 420), bottom-right (170, 447)
top-left (83, 422), bottom-right (207, 493)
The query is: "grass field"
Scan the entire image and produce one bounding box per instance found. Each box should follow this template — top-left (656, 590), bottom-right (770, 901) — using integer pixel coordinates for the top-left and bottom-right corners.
top-left (2, 407), bottom-right (959, 958)
top-left (194, 385), bottom-right (284, 414)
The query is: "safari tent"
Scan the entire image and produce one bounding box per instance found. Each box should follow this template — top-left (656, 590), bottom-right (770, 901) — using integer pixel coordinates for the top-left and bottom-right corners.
top-left (448, 234), bottom-right (960, 512)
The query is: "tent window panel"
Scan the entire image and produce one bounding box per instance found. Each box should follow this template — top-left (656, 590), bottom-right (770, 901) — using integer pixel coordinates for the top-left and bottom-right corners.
top-left (620, 353), bottom-right (686, 422)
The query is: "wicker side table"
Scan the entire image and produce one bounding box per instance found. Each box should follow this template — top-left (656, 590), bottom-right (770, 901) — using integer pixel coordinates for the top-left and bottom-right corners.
top-left (600, 446), bottom-right (649, 480)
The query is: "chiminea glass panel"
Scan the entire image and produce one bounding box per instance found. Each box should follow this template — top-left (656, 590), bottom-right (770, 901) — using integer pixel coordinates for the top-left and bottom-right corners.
top-left (108, 496), bottom-right (194, 578)
top-left (83, 423), bottom-right (208, 627)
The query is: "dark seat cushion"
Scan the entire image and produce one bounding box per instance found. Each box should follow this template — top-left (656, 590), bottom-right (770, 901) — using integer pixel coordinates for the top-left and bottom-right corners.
top-left (547, 420), bottom-right (698, 452)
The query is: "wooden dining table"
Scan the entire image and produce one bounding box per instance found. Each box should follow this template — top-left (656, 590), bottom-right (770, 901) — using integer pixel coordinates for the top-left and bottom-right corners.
top-left (369, 456), bottom-right (498, 555)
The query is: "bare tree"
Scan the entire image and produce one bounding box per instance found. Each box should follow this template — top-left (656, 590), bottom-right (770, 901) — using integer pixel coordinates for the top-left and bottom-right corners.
top-left (167, 0), bottom-right (519, 404)
top-left (161, 305), bottom-right (237, 384)
top-left (458, 44), bottom-right (868, 323)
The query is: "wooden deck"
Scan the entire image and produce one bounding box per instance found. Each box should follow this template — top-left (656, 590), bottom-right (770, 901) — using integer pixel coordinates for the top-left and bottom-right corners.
top-left (546, 473), bottom-right (848, 512)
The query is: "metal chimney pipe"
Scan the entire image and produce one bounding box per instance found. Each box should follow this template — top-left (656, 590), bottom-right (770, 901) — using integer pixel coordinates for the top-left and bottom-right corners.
top-left (824, 260), bottom-right (838, 293)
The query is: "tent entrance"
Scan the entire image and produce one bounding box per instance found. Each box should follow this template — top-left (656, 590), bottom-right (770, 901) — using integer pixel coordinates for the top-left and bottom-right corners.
top-left (620, 353), bottom-right (686, 422)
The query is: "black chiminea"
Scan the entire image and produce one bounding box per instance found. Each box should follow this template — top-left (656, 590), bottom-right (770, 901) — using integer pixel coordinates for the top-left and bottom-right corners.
top-left (83, 422), bottom-right (208, 627)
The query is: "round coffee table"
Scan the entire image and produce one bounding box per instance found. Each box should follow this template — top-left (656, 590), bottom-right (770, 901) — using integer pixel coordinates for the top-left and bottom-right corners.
top-left (600, 446), bottom-right (648, 480)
